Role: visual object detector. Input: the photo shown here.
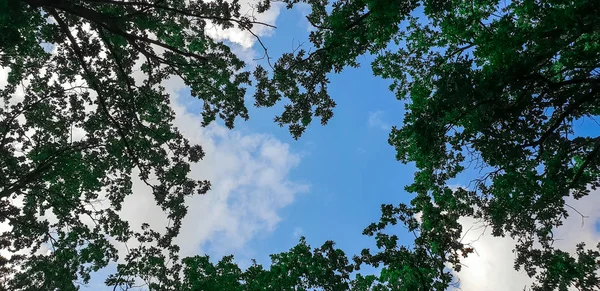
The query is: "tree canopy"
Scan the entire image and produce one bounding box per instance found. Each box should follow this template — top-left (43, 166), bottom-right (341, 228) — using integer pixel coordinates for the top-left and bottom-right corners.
top-left (1, 0), bottom-right (599, 290)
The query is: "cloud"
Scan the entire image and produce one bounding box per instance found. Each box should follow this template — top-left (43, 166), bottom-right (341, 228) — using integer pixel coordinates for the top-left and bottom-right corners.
top-left (204, 0), bottom-right (285, 69)
top-left (0, 67), bottom-right (9, 90)
top-left (450, 217), bottom-right (533, 290)
top-left (204, 0), bottom-right (283, 50)
top-left (368, 110), bottom-right (389, 130)
top-left (174, 105), bottom-right (309, 257)
top-left (451, 190), bottom-right (600, 291)
top-left (108, 75), bottom-right (309, 265)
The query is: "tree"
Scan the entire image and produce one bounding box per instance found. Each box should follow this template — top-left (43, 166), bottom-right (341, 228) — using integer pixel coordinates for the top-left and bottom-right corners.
top-left (381, 0), bottom-right (600, 289)
top-left (180, 237), bottom-right (353, 291)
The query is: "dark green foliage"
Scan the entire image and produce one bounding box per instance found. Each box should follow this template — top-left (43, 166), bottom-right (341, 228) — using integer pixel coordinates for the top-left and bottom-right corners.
top-left (382, 0), bottom-right (600, 289)
top-left (2, 0), bottom-right (600, 289)
top-left (181, 238), bottom-right (353, 291)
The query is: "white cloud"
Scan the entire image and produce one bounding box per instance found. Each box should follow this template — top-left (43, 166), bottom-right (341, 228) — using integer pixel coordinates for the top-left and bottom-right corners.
top-left (201, 0), bottom-right (284, 70)
top-left (79, 75), bottom-right (310, 289)
top-left (452, 190), bottom-right (600, 291)
top-left (368, 110), bottom-right (389, 130)
top-left (451, 217), bottom-right (533, 290)
top-left (174, 112), bottom-right (309, 257)
top-left (111, 75), bottom-right (308, 263)
top-left (204, 0), bottom-right (283, 50)
top-left (0, 67), bottom-right (9, 90)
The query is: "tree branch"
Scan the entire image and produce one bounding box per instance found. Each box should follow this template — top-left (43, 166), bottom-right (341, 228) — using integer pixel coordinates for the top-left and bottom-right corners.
top-left (0, 141), bottom-right (101, 198)
top-left (50, 9), bottom-right (159, 193)
top-left (44, 2), bottom-right (208, 62)
top-left (85, 0), bottom-right (277, 28)
top-left (569, 139), bottom-right (600, 190)
top-left (525, 85), bottom-right (597, 148)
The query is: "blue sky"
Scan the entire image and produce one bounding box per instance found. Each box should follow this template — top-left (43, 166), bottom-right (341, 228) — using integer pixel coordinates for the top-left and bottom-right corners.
top-left (233, 56), bottom-right (412, 263)
top-left (203, 9), bottom-right (415, 263)
top-left (174, 4), bottom-right (416, 264)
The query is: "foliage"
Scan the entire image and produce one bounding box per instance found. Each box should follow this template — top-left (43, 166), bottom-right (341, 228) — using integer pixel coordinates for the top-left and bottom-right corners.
top-left (381, 0), bottom-right (600, 289)
top-left (2, 0), bottom-right (600, 289)
top-left (181, 237), bottom-right (353, 291)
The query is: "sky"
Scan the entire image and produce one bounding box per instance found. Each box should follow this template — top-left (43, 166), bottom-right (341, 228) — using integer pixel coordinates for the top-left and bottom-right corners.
top-left (1, 1), bottom-right (599, 290)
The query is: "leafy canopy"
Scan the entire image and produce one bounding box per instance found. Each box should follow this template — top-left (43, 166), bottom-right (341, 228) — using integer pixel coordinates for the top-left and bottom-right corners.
top-left (2, 0), bottom-right (600, 290)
